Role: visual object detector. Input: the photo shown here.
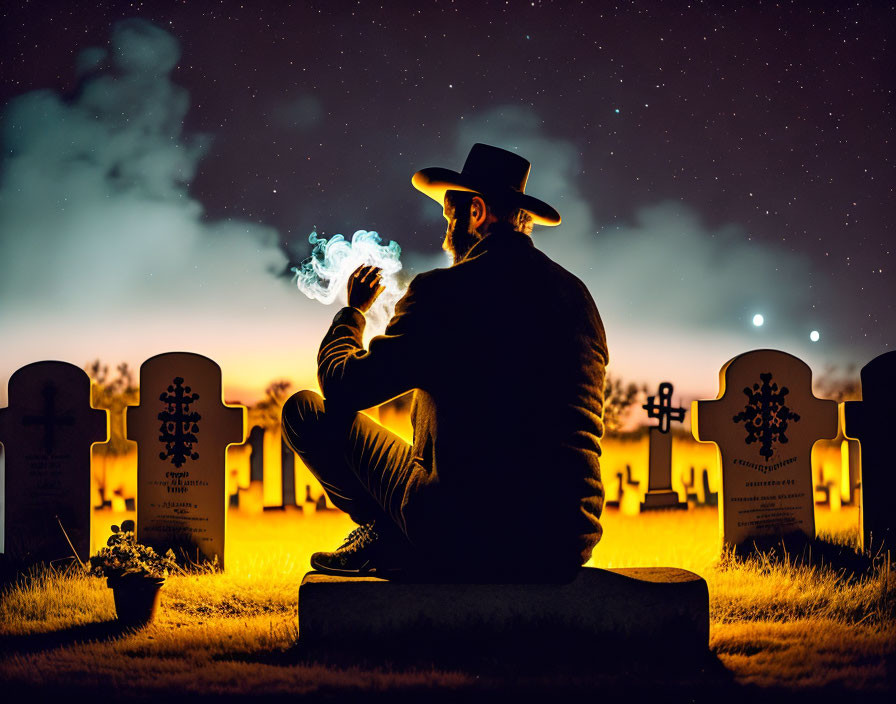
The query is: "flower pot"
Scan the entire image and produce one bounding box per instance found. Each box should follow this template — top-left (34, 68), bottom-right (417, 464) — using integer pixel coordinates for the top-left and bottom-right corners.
top-left (107, 575), bottom-right (165, 627)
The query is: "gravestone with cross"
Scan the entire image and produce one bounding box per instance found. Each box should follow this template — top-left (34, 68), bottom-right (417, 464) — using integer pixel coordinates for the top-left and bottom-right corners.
top-left (640, 382), bottom-right (687, 511)
top-left (692, 349), bottom-right (838, 550)
top-left (843, 350), bottom-right (896, 553)
top-left (0, 361), bottom-right (108, 563)
top-left (128, 353), bottom-right (245, 569)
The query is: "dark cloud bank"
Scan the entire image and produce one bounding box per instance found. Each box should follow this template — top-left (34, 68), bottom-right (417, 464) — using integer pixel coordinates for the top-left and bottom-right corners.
top-left (0, 19), bottom-right (875, 403)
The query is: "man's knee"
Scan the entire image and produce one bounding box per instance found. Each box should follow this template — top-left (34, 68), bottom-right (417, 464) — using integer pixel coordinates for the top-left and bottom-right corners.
top-left (281, 389), bottom-right (325, 453)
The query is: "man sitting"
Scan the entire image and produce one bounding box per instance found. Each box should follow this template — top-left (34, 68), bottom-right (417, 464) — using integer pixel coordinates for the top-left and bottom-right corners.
top-left (282, 143), bottom-right (608, 581)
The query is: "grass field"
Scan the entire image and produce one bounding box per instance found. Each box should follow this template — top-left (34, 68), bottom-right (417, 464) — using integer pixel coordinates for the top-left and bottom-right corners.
top-left (1, 506), bottom-right (893, 702)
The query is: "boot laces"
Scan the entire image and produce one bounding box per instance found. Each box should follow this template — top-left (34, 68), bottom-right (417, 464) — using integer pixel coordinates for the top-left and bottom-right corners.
top-left (339, 523), bottom-right (378, 550)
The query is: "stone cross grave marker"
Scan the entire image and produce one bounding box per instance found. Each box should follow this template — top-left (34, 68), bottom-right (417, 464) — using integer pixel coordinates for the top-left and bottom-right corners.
top-left (641, 382), bottom-right (687, 511)
top-left (843, 350), bottom-right (896, 553)
top-left (128, 353), bottom-right (245, 570)
top-left (0, 361), bottom-right (108, 563)
top-left (692, 349), bottom-right (838, 550)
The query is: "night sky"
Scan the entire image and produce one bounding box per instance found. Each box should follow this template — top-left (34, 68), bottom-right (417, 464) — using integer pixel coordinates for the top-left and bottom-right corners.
top-left (0, 1), bottom-right (892, 405)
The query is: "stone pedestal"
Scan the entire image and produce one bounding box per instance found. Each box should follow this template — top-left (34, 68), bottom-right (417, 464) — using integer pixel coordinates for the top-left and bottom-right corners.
top-left (641, 427), bottom-right (687, 512)
top-left (298, 566), bottom-right (709, 659)
top-left (641, 489), bottom-right (688, 510)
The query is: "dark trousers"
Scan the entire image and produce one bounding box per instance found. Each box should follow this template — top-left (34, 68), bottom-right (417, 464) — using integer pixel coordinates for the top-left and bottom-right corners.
top-left (281, 390), bottom-right (414, 537)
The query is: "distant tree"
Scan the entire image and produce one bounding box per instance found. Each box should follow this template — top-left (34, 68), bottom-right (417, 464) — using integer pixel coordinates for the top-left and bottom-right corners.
top-left (85, 360), bottom-right (139, 454)
top-left (815, 364), bottom-right (861, 402)
top-left (602, 374), bottom-right (647, 434)
top-left (249, 380), bottom-right (294, 430)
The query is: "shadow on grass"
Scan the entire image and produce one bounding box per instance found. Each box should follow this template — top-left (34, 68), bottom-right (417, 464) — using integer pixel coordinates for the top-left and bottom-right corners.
top-left (221, 634), bottom-right (741, 701)
top-left (727, 532), bottom-right (890, 578)
top-left (4, 628), bottom-right (891, 703)
top-left (0, 554), bottom-right (85, 589)
top-left (216, 640), bottom-right (895, 703)
top-left (0, 618), bottom-right (131, 654)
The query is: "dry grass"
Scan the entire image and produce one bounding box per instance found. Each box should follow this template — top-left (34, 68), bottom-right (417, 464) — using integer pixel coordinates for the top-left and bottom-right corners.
top-left (1, 507), bottom-right (893, 700)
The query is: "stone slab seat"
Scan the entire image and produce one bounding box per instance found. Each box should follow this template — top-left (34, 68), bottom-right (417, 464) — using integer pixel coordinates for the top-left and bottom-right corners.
top-left (299, 566), bottom-right (709, 658)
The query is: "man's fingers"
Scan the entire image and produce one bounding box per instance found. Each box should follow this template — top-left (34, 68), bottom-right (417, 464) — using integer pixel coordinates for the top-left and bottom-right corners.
top-left (360, 265), bottom-right (382, 284)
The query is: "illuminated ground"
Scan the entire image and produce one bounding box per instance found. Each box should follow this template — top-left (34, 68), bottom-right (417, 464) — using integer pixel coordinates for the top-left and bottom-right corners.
top-left (0, 506), bottom-right (893, 702)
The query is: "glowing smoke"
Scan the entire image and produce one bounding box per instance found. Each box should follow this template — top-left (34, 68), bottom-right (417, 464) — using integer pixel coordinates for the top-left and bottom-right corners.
top-left (292, 229), bottom-right (405, 335)
top-left (0, 18), bottom-right (332, 402)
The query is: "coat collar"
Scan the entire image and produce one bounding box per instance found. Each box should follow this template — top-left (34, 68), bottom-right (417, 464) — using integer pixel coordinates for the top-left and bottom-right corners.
top-left (458, 224), bottom-right (534, 263)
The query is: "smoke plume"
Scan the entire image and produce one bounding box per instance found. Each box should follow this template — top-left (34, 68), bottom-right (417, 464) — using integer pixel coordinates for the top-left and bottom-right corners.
top-left (0, 18), bottom-right (330, 401)
top-left (292, 229), bottom-right (404, 335)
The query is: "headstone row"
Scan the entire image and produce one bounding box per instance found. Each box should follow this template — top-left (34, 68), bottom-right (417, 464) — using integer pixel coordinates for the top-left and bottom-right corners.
top-left (2, 348), bottom-right (893, 566)
top-left (0, 353), bottom-right (245, 569)
top-left (693, 348), bottom-right (894, 553)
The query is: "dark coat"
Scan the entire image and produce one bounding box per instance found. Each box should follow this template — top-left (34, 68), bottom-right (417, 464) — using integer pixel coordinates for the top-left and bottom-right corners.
top-left (318, 225), bottom-right (608, 578)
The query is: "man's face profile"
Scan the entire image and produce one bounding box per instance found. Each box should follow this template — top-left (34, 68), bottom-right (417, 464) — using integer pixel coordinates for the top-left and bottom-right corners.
top-left (441, 191), bottom-right (481, 264)
top-left (441, 199), bottom-right (458, 254)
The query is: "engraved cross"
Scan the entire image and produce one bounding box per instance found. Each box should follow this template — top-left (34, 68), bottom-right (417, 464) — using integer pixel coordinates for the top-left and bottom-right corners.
top-left (22, 384), bottom-right (75, 454)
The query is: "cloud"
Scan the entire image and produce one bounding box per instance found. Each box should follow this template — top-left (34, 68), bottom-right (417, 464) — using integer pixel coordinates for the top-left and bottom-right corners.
top-left (455, 105), bottom-right (833, 395)
top-left (551, 202), bottom-right (815, 331)
top-left (0, 22), bottom-right (854, 407)
top-left (0, 19), bottom-right (330, 401)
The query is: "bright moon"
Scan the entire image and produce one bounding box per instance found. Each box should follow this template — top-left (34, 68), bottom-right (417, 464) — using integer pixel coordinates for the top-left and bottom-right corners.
top-left (810, 330), bottom-right (820, 342)
top-left (752, 314), bottom-right (764, 327)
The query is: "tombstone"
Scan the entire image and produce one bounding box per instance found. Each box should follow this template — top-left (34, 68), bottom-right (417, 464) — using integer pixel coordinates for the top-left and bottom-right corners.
top-left (0, 361), bottom-right (108, 563)
top-left (262, 425), bottom-right (283, 508)
top-left (304, 484), bottom-right (318, 512)
top-left (0, 444), bottom-right (4, 548)
top-left (692, 349), bottom-right (838, 550)
top-left (603, 464), bottom-right (640, 511)
top-left (813, 480), bottom-right (835, 508)
top-left (128, 353), bottom-right (245, 570)
top-left (843, 350), bottom-right (896, 553)
top-left (811, 439), bottom-right (843, 511)
top-left (295, 451), bottom-right (332, 511)
top-left (640, 382), bottom-right (687, 511)
top-left (840, 437), bottom-right (861, 505)
top-left (701, 468), bottom-right (718, 507)
top-left (282, 438), bottom-right (297, 507)
top-left (248, 425), bottom-right (264, 482)
top-left (681, 467), bottom-right (699, 505)
top-left (304, 483), bottom-right (335, 512)
top-left (226, 441), bottom-right (252, 509)
top-left (603, 472), bottom-right (625, 509)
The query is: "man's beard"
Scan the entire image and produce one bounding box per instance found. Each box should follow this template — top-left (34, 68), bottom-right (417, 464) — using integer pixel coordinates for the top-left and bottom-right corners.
top-left (443, 210), bottom-right (480, 264)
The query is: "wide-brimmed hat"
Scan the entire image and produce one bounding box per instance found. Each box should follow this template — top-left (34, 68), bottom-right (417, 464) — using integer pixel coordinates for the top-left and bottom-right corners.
top-left (412, 143), bottom-right (561, 226)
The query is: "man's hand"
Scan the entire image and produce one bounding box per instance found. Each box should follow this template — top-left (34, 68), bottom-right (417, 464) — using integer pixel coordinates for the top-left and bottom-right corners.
top-left (347, 264), bottom-right (385, 313)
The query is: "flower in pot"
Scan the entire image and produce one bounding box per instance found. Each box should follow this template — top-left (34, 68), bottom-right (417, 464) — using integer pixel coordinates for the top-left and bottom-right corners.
top-left (90, 520), bottom-right (179, 627)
